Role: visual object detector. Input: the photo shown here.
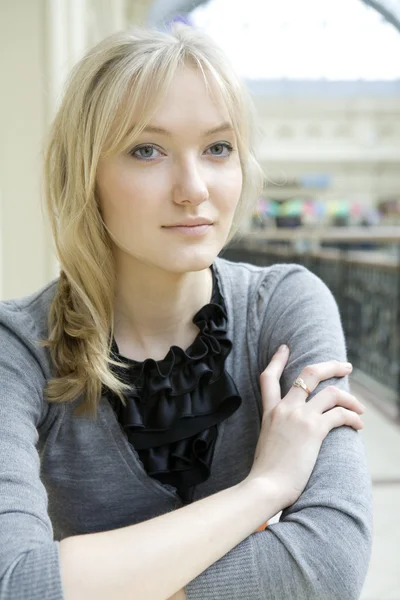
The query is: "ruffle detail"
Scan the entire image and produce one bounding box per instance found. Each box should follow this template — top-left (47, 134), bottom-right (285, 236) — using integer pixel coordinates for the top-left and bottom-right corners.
top-left (104, 265), bottom-right (242, 504)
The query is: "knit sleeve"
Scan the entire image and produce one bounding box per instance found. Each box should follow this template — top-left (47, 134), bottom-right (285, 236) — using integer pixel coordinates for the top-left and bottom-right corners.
top-left (185, 264), bottom-right (373, 600)
top-left (0, 317), bottom-right (64, 600)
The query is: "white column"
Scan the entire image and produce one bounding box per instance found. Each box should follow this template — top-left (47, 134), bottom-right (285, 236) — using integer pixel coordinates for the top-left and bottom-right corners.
top-left (43, 0), bottom-right (90, 283)
top-left (111, 0), bottom-right (126, 31)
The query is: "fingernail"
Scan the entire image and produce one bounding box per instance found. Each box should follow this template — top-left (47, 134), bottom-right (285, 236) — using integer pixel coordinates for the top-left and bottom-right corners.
top-left (345, 363), bottom-right (353, 370)
top-left (278, 344), bottom-right (288, 353)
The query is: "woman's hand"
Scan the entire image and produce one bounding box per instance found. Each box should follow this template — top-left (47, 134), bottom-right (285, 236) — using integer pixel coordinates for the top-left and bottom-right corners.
top-left (244, 345), bottom-right (365, 509)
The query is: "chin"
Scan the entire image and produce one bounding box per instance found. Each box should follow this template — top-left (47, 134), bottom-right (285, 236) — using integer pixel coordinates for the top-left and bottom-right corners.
top-left (162, 249), bottom-right (218, 274)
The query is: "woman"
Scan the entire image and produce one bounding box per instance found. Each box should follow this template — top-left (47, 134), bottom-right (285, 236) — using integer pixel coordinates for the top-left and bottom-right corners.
top-left (0, 24), bottom-right (372, 600)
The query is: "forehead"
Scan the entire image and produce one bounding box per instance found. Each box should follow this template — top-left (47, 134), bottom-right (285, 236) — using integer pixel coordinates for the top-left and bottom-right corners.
top-left (136, 65), bottom-right (232, 132)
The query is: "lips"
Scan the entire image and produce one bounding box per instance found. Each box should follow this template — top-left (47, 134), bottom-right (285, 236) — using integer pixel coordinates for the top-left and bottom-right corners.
top-left (162, 224), bottom-right (212, 236)
top-left (164, 218), bottom-right (213, 227)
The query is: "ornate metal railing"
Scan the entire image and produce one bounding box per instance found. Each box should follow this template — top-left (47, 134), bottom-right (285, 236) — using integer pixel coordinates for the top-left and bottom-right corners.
top-left (220, 228), bottom-right (400, 419)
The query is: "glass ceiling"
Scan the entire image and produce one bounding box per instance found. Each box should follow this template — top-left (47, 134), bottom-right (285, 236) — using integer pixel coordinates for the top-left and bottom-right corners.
top-left (189, 0), bottom-right (400, 80)
top-left (148, 0), bottom-right (400, 34)
top-left (362, 0), bottom-right (400, 31)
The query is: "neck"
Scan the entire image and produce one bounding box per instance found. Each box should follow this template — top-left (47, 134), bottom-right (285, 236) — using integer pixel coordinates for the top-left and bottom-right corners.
top-left (112, 257), bottom-right (214, 361)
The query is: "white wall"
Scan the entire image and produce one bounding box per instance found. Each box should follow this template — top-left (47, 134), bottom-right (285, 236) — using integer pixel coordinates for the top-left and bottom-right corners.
top-left (0, 0), bottom-right (151, 301)
top-left (0, 0), bottom-right (51, 300)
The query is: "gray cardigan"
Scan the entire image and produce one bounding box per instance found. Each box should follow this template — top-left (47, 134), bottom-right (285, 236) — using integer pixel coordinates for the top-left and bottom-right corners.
top-left (0, 257), bottom-right (373, 599)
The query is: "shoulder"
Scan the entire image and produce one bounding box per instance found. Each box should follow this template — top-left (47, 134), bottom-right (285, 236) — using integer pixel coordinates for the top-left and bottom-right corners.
top-left (214, 255), bottom-right (324, 302)
top-left (0, 278), bottom-right (59, 380)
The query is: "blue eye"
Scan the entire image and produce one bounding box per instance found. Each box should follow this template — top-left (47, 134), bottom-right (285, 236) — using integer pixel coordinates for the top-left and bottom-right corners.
top-left (129, 141), bottom-right (234, 161)
top-left (206, 142), bottom-right (233, 157)
top-left (130, 145), bottom-right (163, 160)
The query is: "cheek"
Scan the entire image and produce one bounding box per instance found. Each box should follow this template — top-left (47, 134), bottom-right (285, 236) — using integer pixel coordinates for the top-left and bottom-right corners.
top-left (98, 165), bottom-right (165, 222)
top-left (215, 163), bottom-right (243, 211)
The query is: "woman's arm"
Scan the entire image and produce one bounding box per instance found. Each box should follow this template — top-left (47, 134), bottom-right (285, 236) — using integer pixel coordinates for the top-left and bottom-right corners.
top-left (168, 590), bottom-right (186, 600)
top-left (60, 477), bottom-right (280, 600)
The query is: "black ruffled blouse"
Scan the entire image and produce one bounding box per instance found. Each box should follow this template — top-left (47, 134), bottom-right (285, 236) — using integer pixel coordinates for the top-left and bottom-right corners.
top-left (104, 264), bottom-right (242, 504)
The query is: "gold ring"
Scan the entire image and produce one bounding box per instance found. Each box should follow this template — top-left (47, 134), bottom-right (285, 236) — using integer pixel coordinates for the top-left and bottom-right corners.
top-left (292, 377), bottom-right (312, 395)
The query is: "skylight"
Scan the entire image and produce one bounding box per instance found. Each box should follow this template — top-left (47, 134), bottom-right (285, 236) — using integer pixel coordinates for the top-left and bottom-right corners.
top-left (190, 0), bottom-right (400, 80)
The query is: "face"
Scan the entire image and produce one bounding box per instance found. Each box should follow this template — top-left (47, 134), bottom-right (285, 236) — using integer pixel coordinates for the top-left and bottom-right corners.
top-left (96, 65), bottom-right (243, 275)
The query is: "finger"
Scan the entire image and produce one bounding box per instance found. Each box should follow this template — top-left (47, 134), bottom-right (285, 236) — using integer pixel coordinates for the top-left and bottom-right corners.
top-left (305, 387), bottom-right (365, 416)
top-left (322, 406), bottom-right (364, 434)
top-left (260, 344), bottom-right (290, 414)
top-left (284, 360), bottom-right (353, 406)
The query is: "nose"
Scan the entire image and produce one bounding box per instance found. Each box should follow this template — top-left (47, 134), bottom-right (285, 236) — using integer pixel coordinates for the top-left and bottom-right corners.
top-left (172, 159), bottom-right (209, 206)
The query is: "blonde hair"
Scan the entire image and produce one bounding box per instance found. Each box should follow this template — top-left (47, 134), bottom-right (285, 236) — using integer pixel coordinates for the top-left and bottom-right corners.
top-left (40, 23), bottom-right (265, 418)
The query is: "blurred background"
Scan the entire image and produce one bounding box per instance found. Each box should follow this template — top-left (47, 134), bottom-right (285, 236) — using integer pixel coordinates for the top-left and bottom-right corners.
top-left (1, 1), bottom-right (399, 598)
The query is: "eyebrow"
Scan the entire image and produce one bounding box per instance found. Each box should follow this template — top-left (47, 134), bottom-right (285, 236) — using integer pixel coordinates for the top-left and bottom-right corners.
top-left (138, 122), bottom-right (234, 137)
